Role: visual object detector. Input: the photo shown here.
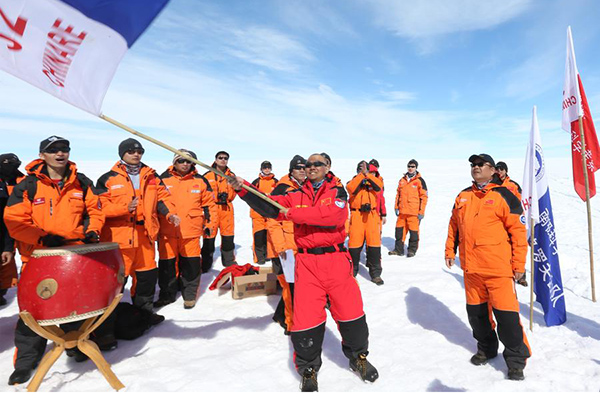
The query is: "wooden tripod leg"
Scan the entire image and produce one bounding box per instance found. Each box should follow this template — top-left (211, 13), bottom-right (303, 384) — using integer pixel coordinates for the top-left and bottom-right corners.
top-left (27, 343), bottom-right (65, 392)
top-left (78, 339), bottom-right (125, 391)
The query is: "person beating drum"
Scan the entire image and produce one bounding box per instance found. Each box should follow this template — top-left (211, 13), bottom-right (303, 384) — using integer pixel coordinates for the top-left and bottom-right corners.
top-left (4, 136), bottom-right (106, 386)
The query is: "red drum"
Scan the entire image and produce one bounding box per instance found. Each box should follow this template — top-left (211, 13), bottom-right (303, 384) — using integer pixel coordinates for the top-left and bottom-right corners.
top-left (18, 243), bottom-right (125, 326)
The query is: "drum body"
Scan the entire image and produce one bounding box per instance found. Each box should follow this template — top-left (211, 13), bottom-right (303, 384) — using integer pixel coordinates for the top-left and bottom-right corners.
top-left (18, 243), bottom-right (125, 326)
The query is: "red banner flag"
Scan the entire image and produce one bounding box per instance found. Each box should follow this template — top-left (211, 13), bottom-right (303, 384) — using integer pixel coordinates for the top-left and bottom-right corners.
top-left (569, 77), bottom-right (600, 200)
top-left (562, 27), bottom-right (600, 201)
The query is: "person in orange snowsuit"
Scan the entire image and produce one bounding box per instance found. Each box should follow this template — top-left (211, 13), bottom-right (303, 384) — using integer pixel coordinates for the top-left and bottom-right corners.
top-left (445, 153), bottom-right (531, 381)
top-left (0, 153), bottom-right (24, 307)
top-left (347, 160), bottom-right (384, 285)
top-left (369, 159), bottom-right (387, 227)
top-left (268, 155), bottom-right (306, 334)
top-left (201, 151), bottom-right (237, 270)
top-left (155, 149), bottom-right (218, 309)
top-left (389, 159), bottom-right (428, 257)
top-left (496, 161), bottom-right (527, 287)
top-left (250, 161), bottom-right (278, 264)
top-left (4, 136), bottom-right (105, 385)
top-left (96, 139), bottom-right (180, 319)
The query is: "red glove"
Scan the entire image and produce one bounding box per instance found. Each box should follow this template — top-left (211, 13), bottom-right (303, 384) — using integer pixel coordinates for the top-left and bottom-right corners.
top-left (368, 164), bottom-right (378, 173)
top-left (209, 264), bottom-right (259, 290)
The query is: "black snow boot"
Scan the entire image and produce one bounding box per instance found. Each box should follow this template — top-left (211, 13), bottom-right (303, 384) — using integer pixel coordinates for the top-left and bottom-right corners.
top-left (349, 353), bottom-right (379, 382)
top-left (407, 230), bottom-right (419, 257)
top-left (508, 368), bottom-right (525, 381)
top-left (300, 367), bottom-right (318, 392)
top-left (8, 368), bottom-right (33, 385)
top-left (470, 350), bottom-right (497, 366)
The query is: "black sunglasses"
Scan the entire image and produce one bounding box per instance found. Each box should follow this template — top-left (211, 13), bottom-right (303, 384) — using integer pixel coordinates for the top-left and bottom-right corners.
top-left (217, 156), bottom-right (229, 160)
top-left (44, 146), bottom-right (70, 154)
top-left (470, 161), bottom-right (491, 168)
top-left (304, 161), bottom-right (326, 168)
top-left (126, 149), bottom-right (144, 155)
top-left (407, 165), bottom-right (416, 168)
top-left (176, 159), bottom-right (193, 164)
top-left (292, 165), bottom-right (305, 170)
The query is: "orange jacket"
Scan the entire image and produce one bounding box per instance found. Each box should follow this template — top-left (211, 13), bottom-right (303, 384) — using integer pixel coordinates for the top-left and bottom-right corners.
top-left (445, 180), bottom-right (528, 277)
top-left (96, 162), bottom-right (173, 248)
top-left (250, 173), bottom-right (278, 220)
top-left (501, 174), bottom-right (522, 201)
top-left (346, 172), bottom-right (383, 211)
top-left (4, 160), bottom-right (104, 257)
top-left (203, 166), bottom-right (237, 207)
top-left (158, 166), bottom-right (218, 239)
top-left (394, 172), bottom-right (428, 216)
top-left (266, 174), bottom-right (302, 254)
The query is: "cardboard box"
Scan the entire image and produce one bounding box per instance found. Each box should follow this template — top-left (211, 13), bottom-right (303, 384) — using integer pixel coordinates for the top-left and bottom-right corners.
top-left (213, 266), bottom-right (278, 299)
top-left (233, 267), bottom-right (278, 299)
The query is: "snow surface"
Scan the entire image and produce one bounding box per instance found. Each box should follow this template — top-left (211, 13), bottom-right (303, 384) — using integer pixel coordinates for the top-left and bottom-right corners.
top-left (1, 157), bottom-right (600, 393)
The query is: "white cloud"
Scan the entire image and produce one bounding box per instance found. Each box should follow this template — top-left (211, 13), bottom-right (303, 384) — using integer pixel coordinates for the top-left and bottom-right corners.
top-left (363, 0), bottom-right (532, 38)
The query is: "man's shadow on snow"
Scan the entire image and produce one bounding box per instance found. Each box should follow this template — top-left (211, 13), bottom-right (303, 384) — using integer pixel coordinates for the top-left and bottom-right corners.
top-left (426, 379), bottom-right (466, 392)
top-left (381, 236), bottom-right (397, 253)
top-left (404, 287), bottom-right (503, 373)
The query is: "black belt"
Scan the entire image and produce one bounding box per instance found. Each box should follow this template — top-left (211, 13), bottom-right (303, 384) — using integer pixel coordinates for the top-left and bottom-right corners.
top-left (135, 220), bottom-right (145, 226)
top-left (297, 243), bottom-right (346, 255)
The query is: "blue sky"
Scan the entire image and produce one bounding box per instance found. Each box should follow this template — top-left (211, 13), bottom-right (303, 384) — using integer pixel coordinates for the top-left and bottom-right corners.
top-left (1, 0), bottom-right (600, 165)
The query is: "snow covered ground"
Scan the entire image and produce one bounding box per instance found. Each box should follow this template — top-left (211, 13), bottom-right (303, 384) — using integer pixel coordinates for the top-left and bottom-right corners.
top-left (1, 156), bottom-right (599, 392)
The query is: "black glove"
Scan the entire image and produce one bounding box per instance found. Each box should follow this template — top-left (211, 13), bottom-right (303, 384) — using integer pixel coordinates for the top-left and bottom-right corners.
top-left (204, 228), bottom-right (211, 237)
top-left (40, 234), bottom-right (66, 248)
top-left (361, 179), bottom-right (369, 186)
top-left (83, 231), bottom-right (100, 244)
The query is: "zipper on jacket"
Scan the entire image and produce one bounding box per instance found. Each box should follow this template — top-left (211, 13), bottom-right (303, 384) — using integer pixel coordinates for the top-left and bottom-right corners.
top-left (49, 199), bottom-right (53, 216)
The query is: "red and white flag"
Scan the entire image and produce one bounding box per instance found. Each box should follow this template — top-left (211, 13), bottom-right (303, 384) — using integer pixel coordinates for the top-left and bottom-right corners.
top-left (561, 26), bottom-right (600, 201)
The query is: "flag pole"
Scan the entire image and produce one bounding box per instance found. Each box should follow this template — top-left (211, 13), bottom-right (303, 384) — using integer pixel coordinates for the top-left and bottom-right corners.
top-left (578, 116), bottom-right (596, 302)
top-left (529, 217), bottom-right (535, 331)
top-left (98, 114), bottom-right (286, 212)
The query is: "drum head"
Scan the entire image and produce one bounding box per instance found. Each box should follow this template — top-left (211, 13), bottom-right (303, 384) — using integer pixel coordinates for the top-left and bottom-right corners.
top-left (31, 242), bottom-right (120, 258)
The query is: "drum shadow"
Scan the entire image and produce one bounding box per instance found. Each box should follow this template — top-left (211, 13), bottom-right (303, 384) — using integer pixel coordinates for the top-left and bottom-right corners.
top-left (0, 314), bottom-right (19, 352)
top-left (102, 314), bottom-right (274, 365)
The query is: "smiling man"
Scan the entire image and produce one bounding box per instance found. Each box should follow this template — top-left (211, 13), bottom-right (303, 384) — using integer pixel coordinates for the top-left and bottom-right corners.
top-left (4, 136), bottom-right (105, 385)
top-left (445, 153), bottom-right (531, 381)
top-left (229, 153), bottom-right (378, 392)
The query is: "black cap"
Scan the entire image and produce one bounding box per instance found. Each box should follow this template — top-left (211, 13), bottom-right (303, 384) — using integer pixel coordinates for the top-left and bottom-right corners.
top-left (260, 160), bottom-right (272, 170)
top-left (368, 159), bottom-right (379, 168)
top-left (289, 155), bottom-right (306, 172)
top-left (119, 138), bottom-right (144, 159)
top-left (215, 151), bottom-right (230, 159)
top-left (39, 136), bottom-right (69, 153)
top-left (0, 153), bottom-right (21, 167)
top-left (320, 152), bottom-right (331, 166)
top-left (468, 153), bottom-right (495, 166)
top-left (408, 159), bottom-right (418, 168)
top-left (495, 161), bottom-right (508, 171)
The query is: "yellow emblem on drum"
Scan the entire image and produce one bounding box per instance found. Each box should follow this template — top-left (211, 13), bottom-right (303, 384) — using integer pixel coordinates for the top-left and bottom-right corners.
top-left (36, 279), bottom-right (58, 300)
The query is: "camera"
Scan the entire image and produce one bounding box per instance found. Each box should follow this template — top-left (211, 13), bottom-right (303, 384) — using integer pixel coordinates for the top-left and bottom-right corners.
top-left (217, 192), bottom-right (229, 204)
top-left (359, 203), bottom-right (372, 212)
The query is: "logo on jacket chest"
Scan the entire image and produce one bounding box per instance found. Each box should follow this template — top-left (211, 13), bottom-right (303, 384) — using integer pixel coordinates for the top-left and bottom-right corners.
top-left (321, 198), bottom-right (331, 206)
top-left (33, 197), bottom-right (45, 206)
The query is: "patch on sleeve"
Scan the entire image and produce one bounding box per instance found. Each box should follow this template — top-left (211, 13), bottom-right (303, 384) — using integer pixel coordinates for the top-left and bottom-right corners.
top-left (520, 215), bottom-right (526, 225)
top-left (335, 199), bottom-right (346, 209)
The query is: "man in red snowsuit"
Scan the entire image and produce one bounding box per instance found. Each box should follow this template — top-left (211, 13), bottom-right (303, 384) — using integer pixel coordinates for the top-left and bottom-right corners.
top-left (229, 153), bottom-right (378, 392)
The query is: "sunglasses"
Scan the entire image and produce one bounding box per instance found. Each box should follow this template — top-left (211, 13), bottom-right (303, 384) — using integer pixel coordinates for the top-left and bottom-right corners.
top-left (217, 156), bottom-right (229, 160)
top-left (407, 165), bottom-right (416, 168)
top-left (44, 146), bottom-right (70, 154)
top-left (126, 149), bottom-right (144, 155)
top-left (470, 161), bottom-right (492, 168)
top-left (304, 161), bottom-right (326, 168)
top-left (292, 165), bottom-right (305, 170)
top-left (176, 159), bottom-right (193, 164)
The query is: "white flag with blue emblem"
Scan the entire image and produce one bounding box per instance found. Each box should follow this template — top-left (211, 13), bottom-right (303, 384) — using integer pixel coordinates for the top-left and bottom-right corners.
top-left (522, 106), bottom-right (567, 326)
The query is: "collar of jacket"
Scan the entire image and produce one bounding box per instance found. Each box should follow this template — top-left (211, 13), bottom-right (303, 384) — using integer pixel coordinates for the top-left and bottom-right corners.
top-left (210, 163), bottom-right (234, 177)
top-left (259, 173), bottom-right (275, 180)
top-left (25, 159), bottom-right (78, 187)
top-left (168, 165), bottom-right (197, 179)
top-left (111, 161), bottom-right (154, 179)
top-left (471, 179), bottom-right (501, 194)
top-left (403, 171), bottom-right (420, 181)
top-left (302, 175), bottom-right (335, 199)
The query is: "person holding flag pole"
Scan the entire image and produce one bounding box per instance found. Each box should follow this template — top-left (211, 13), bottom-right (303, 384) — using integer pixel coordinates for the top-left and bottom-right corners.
top-left (522, 106), bottom-right (567, 329)
top-left (562, 26), bottom-right (600, 302)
